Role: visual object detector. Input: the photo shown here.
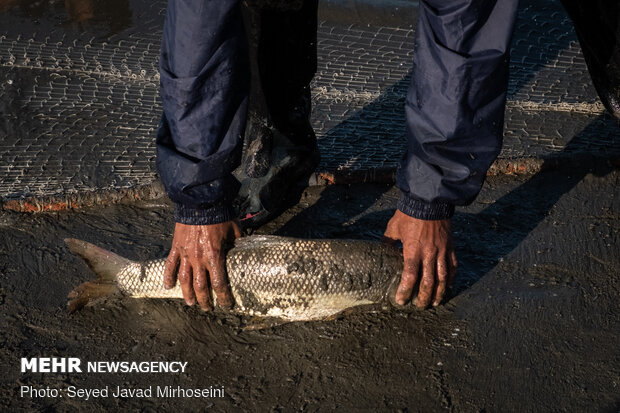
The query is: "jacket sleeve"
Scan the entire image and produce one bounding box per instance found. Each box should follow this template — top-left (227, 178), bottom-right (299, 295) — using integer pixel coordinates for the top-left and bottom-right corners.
top-left (156, 0), bottom-right (249, 225)
top-left (396, 0), bottom-right (519, 220)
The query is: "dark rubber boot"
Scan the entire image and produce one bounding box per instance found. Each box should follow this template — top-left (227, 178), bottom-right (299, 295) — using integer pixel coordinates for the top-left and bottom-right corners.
top-left (235, 0), bottom-right (319, 229)
top-left (234, 127), bottom-right (320, 230)
top-left (561, 0), bottom-right (620, 119)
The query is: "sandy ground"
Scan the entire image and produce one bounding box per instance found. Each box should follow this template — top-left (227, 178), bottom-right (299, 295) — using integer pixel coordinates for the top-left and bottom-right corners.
top-left (0, 162), bottom-right (618, 412)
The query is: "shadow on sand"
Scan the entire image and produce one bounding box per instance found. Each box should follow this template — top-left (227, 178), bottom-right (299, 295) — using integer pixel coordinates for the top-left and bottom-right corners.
top-left (275, 117), bottom-right (617, 295)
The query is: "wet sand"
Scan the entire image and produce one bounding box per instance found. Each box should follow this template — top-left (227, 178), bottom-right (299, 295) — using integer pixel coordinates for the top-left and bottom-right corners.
top-left (1, 0), bottom-right (618, 410)
top-left (0, 162), bottom-right (618, 411)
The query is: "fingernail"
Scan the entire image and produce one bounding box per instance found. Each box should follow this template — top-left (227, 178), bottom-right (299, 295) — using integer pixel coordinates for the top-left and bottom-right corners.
top-left (433, 301), bottom-right (440, 307)
top-left (186, 298), bottom-right (196, 306)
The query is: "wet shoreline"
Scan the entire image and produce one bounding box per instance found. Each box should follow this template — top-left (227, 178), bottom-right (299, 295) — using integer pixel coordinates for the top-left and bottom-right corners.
top-left (1, 164), bottom-right (618, 411)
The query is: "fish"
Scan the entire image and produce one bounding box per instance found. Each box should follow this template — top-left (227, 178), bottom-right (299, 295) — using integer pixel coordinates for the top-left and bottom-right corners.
top-left (64, 235), bottom-right (404, 322)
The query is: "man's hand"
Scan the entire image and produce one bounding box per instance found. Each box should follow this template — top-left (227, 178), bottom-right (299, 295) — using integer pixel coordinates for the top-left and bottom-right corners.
top-left (383, 210), bottom-right (457, 308)
top-left (164, 221), bottom-right (241, 310)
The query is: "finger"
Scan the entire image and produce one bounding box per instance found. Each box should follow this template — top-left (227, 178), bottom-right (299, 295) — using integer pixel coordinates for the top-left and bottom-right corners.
top-left (193, 265), bottom-right (213, 311)
top-left (232, 223), bottom-right (242, 239)
top-left (395, 257), bottom-right (419, 305)
top-left (433, 254), bottom-right (449, 307)
top-left (448, 251), bottom-right (458, 288)
top-left (416, 254), bottom-right (436, 308)
top-left (383, 218), bottom-right (399, 242)
top-left (163, 248), bottom-right (180, 289)
top-left (209, 256), bottom-right (234, 310)
top-left (177, 259), bottom-right (196, 306)
top-left (381, 235), bottom-right (398, 246)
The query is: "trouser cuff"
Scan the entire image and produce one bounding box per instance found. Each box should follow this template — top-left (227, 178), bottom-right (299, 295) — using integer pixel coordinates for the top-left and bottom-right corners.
top-left (397, 192), bottom-right (455, 220)
top-left (174, 203), bottom-right (234, 225)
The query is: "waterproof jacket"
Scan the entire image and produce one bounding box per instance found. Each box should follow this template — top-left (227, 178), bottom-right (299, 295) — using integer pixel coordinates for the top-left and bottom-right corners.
top-left (156, 0), bottom-right (520, 224)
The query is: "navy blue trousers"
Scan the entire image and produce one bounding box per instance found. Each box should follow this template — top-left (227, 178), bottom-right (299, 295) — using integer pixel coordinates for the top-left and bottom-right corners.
top-left (156, 0), bottom-right (519, 225)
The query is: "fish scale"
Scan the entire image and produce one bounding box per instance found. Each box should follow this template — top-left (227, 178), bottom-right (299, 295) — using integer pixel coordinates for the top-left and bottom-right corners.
top-left (65, 235), bottom-right (403, 321)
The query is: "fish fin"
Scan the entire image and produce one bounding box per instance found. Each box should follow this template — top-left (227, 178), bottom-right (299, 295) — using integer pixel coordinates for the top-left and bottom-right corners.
top-left (242, 316), bottom-right (289, 331)
top-left (66, 280), bottom-right (119, 313)
top-left (64, 238), bottom-right (131, 281)
top-left (322, 304), bottom-right (383, 322)
top-left (322, 308), bottom-right (358, 321)
top-left (64, 238), bottom-right (130, 313)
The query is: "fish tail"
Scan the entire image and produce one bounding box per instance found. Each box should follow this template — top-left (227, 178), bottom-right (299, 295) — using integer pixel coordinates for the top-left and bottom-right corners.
top-left (64, 238), bottom-right (131, 313)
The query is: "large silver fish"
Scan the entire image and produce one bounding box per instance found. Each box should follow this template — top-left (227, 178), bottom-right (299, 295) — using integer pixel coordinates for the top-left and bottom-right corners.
top-left (65, 235), bottom-right (404, 321)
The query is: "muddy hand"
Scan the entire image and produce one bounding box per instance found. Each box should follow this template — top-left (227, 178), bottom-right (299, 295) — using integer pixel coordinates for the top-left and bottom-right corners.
top-left (383, 210), bottom-right (457, 308)
top-left (164, 221), bottom-right (242, 310)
